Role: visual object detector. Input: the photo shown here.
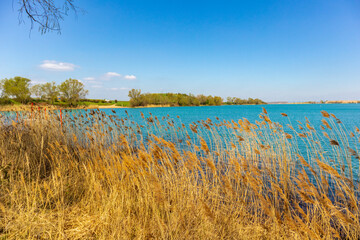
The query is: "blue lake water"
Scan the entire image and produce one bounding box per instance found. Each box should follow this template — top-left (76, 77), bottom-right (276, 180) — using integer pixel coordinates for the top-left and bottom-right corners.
top-left (3, 104), bottom-right (360, 148)
top-left (2, 103), bottom-right (360, 182)
top-left (98, 104), bottom-right (360, 179)
top-left (100, 103), bottom-right (360, 130)
top-left (3, 104), bottom-right (359, 128)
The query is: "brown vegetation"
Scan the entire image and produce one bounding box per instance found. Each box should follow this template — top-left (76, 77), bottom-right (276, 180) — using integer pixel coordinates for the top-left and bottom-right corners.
top-left (0, 108), bottom-right (359, 239)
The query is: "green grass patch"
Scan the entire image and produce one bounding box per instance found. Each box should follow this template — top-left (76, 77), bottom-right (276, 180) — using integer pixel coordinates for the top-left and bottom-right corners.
top-left (115, 101), bottom-right (130, 107)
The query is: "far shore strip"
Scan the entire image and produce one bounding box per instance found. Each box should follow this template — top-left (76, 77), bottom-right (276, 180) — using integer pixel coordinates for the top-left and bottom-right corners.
top-left (0, 104), bottom-right (173, 112)
top-left (90, 104), bottom-right (171, 109)
top-left (1, 101), bottom-right (359, 112)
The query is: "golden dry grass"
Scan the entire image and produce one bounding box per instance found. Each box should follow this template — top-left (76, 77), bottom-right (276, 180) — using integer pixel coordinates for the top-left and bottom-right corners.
top-left (0, 108), bottom-right (359, 239)
top-left (0, 104), bottom-right (71, 112)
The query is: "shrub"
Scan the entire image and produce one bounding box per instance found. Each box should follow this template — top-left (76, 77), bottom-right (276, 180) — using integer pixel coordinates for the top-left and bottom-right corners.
top-left (0, 97), bottom-right (12, 105)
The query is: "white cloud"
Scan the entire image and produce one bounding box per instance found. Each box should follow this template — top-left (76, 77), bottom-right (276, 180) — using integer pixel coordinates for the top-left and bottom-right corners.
top-left (39, 60), bottom-right (77, 71)
top-left (124, 75), bottom-right (136, 80)
top-left (105, 72), bottom-right (122, 78)
top-left (83, 77), bottom-right (101, 84)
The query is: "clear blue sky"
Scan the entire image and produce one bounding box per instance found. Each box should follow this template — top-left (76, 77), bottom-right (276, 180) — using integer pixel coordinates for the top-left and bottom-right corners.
top-left (1, 0), bottom-right (360, 101)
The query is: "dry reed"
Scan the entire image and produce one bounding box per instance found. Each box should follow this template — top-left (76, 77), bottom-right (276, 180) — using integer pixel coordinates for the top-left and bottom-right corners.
top-left (0, 108), bottom-right (359, 239)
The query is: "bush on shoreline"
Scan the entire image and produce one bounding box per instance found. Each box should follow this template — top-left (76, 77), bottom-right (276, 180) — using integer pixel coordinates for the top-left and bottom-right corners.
top-left (226, 96), bottom-right (267, 105)
top-left (0, 97), bottom-right (13, 105)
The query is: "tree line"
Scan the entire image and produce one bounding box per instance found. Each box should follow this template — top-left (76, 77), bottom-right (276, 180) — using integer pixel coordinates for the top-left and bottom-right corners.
top-left (0, 77), bottom-right (266, 107)
top-left (0, 76), bottom-right (88, 106)
top-left (226, 97), bottom-right (266, 105)
top-left (128, 89), bottom-right (266, 107)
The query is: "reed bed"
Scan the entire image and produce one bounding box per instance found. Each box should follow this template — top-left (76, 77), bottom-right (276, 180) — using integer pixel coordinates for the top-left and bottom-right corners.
top-left (0, 108), bottom-right (359, 239)
top-left (0, 104), bottom-right (59, 112)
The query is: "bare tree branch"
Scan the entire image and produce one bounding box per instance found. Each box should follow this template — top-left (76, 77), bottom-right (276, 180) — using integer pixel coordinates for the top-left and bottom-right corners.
top-left (16, 0), bottom-right (80, 34)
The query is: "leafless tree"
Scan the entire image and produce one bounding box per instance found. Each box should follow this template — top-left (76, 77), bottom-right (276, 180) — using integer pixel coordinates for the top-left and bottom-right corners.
top-left (16, 0), bottom-right (79, 34)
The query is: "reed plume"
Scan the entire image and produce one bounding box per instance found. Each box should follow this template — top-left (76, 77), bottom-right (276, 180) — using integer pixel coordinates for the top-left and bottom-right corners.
top-left (0, 108), bottom-right (359, 239)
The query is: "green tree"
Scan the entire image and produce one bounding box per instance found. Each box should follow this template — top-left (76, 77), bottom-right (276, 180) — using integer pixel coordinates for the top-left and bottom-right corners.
top-left (128, 89), bottom-right (142, 99)
top-left (226, 97), bottom-right (236, 105)
top-left (31, 84), bottom-right (43, 99)
top-left (214, 96), bottom-right (223, 106)
top-left (42, 82), bottom-right (60, 104)
top-left (197, 94), bottom-right (207, 105)
top-left (0, 76), bottom-right (31, 103)
top-left (178, 95), bottom-right (190, 106)
top-left (59, 78), bottom-right (88, 106)
top-left (128, 89), bottom-right (143, 106)
top-left (205, 95), bottom-right (215, 105)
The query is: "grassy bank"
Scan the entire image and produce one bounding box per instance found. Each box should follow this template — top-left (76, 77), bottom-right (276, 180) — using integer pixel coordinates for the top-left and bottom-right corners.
top-left (0, 98), bottom-right (131, 111)
top-left (0, 102), bottom-right (131, 112)
top-left (0, 109), bottom-right (359, 239)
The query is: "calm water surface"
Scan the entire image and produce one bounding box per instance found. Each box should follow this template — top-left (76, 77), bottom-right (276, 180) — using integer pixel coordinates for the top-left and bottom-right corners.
top-left (103, 104), bottom-right (359, 183)
top-left (3, 103), bottom-right (360, 180)
top-left (101, 103), bottom-right (360, 129)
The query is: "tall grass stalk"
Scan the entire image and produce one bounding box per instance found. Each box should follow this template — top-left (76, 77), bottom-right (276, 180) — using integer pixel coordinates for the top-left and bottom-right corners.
top-left (0, 108), bottom-right (359, 239)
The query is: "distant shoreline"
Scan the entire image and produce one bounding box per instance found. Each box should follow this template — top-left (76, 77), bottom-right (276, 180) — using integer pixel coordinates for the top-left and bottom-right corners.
top-left (267, 100), bottom-right (360, 104)
top-left (1, 101), bottom-right (359, 112)
top-left (0, 104), bottom-right (176, 112)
